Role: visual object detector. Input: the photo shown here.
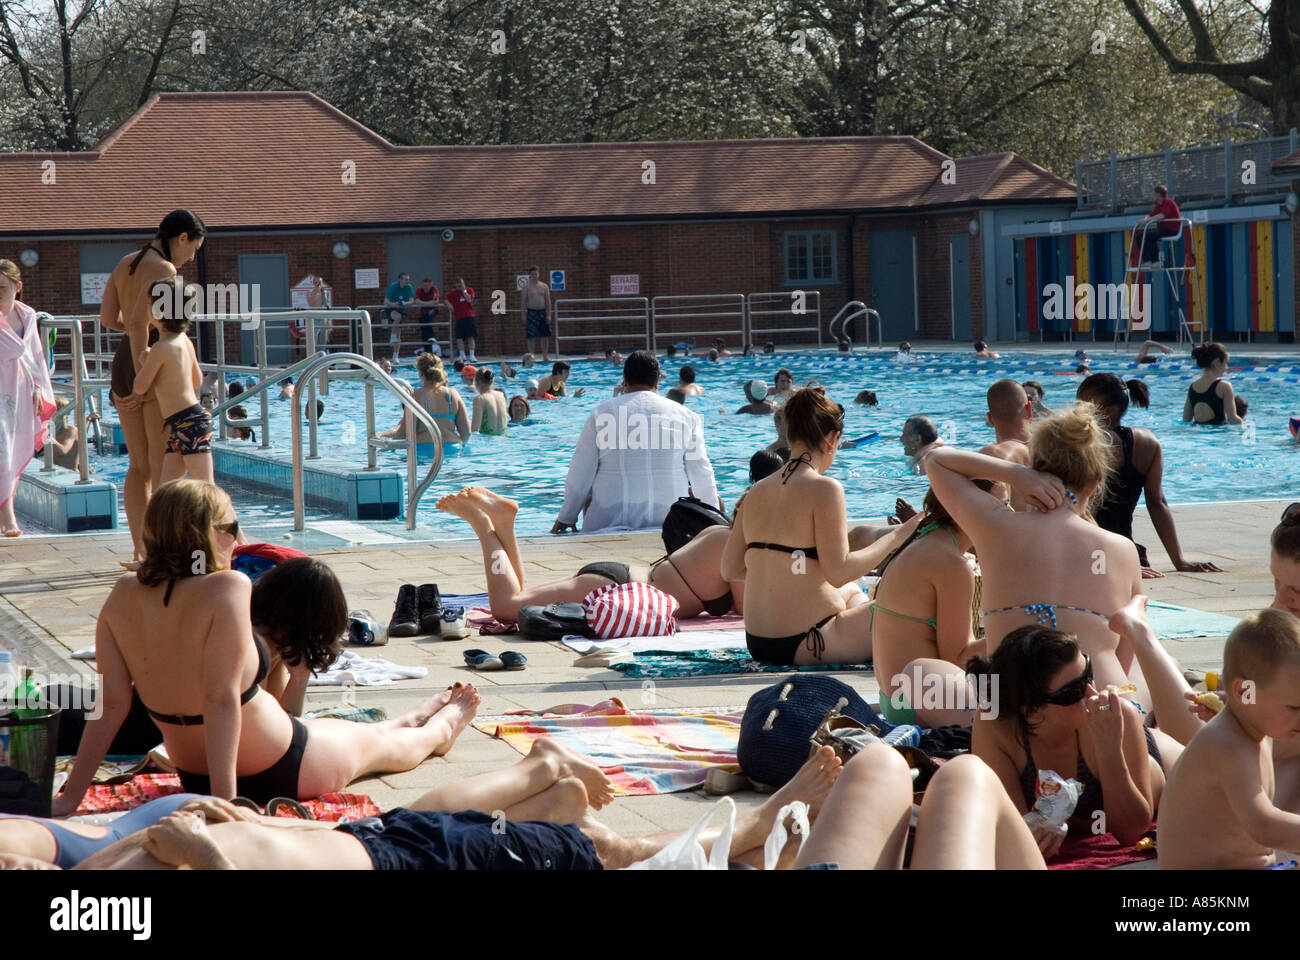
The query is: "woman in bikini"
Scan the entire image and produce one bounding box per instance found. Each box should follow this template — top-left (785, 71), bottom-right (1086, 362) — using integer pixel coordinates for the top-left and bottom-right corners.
top-left (469, 367), bottom-right (508, 436)
top-left (377, 352), bottom-right (470, 454)
top-left (721, 388), bottom-right (922, 666)
top-left (100, 209), bottom-right (206, 562)
top-left (53, 479), bottom-right (481, 815)
top-left (436, 486), bottom-right (745, 621)
top-left (1182, 342), bottom-right (1243, 425)
top-left (923, 403), bottom-right (1144, 694)
top-left (969, 624), bottom-right (1166, 857)
top-left (1077, 372), bottom-right (1222, 579)
top-left (870, 486), bottom-right (987, 727)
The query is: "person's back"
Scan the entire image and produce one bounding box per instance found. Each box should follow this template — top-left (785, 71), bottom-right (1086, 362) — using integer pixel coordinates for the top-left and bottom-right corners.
top-left (471, 373), bottom-right (508, 435)
top-left (980, 379), bottom-right (1033, 509)
top-left (418, 383), bottom-right (467, 443)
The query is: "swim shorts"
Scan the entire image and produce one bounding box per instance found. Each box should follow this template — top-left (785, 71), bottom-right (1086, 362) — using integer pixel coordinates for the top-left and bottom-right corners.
top-left (164, 403), bottom-right (214, 456)
top-left (526, 308), bottom-right (551, 339)
top-left (334, 808), bottom-right (603, 870)
top-left (455, 315), bottom-right (477, 340)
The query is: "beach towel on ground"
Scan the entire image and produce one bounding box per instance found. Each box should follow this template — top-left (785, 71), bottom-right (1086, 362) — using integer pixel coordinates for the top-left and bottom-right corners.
top-left (306, 650), bottom-right (428, 686)
top-left (1048, 827), bottom-right (1157, 870)
top-left (563, 629), bottom-right (746, 655)
top-left (472, 698), bottom-right (743, 795)
top-left (612, 649), bottom-right (871, 679)
top-left (73, 773), bottom-right (382, 821)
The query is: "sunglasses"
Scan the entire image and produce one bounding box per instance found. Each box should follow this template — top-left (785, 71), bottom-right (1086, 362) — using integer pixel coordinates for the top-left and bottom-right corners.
top-left (214, 519), bottom-right (240, 538)
top-left (1282, 503), bottom-right (1300, 526)
top-left (1041, 655), bottom-right (1093, 707)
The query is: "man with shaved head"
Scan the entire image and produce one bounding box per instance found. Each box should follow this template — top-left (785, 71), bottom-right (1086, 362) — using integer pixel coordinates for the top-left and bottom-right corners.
top-left (978, 379), bottom-right (1033, 509)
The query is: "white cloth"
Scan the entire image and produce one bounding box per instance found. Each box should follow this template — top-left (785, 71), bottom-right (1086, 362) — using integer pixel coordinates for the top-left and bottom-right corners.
top-left (306, 650), bottom-right (428, 686)
top-left (557, 389), bottom-right (718, 532)
top-left (562, 629), bottom-right (744, 654)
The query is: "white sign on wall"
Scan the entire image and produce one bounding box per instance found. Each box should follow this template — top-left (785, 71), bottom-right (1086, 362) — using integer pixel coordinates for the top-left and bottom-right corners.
top-left (516, 274), bottom-right (529, 291)
top-left (80, 273), bottom-right (111, 305)
top-left (610, 274), bottom-right (640, 295)
top-left (354, 268), bottom-right (380, 289)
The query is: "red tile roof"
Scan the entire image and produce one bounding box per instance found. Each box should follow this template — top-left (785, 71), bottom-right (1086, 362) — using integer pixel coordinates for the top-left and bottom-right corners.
top-left (1273, 149), bottom-right (1300, 172)
top-left (0, 91), bottom-right (1074, 235)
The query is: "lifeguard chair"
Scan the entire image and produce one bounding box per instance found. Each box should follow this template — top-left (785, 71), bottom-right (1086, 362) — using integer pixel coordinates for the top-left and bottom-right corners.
top-left (1115, 217), bottom-right (1205, 350)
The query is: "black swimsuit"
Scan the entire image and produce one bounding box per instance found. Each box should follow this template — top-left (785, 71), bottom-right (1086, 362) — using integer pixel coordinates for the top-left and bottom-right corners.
top-left (1018, 725), bottom-right (1163, 819)
top-left (140, 578), bottom-right (309, 804)
top-left (1093, 426), bottom-right (1150, 567)
top-left (1186, 378), bottom-right (1227, 425)
top-left (109, 244), bottom-right (163, 399)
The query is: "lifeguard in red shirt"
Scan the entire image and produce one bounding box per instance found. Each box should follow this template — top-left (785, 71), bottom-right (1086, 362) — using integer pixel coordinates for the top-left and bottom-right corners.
top-left (1135, 184), bottom-right (1183, 267)
top-left (446, 277), bottom-right (477, 362)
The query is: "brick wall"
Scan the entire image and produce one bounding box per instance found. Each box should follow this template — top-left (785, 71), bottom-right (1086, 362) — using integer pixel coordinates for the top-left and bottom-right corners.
top-left (6, 213), bottom-right (989, 365)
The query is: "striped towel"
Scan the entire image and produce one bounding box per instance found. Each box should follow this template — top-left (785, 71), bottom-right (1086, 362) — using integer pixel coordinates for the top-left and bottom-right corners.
top-left (584, 582), bottom-right (679, 638)
top-left (473, 698), bottom-right (743, 795)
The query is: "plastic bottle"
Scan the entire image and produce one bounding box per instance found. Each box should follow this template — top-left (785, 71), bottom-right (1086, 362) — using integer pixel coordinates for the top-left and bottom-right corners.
top-left (11, 666), bottom-right (43, 773)
top-left (0, 652), bottom-right (14, 766)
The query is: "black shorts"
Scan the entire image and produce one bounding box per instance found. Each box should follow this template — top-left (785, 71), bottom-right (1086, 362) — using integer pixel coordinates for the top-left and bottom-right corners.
top-left (455, 316), bottom-right (477, 340)
top-left (526, 308), bottom-right (551, 339)
top-left (334, 809), bottom-right (603, 870)
top-left (164, 404), bottom-right (214, 457)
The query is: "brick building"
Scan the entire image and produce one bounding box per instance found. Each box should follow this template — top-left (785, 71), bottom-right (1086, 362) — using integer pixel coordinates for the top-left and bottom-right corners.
top-left (0, 91), bottom-right (1074, 360)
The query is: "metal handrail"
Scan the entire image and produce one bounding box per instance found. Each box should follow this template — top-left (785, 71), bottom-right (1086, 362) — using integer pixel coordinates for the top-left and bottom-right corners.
top-left (827, 301), bottom-right (882, 349)
top-left (357, 301), bottom-right (452, 359)
top-left (649, 294), bottom-right (746, 351)
top-left (553, 297), bottom-right (651, 351)
top-left (745, 291), bottom-right (823, 347)
top-left (35, 315), bottom-right (94, 484)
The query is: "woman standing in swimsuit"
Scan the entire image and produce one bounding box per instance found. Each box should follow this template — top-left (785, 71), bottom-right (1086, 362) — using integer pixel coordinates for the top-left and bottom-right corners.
top-left (436, 486), bottom-right (744, 621)
top-left (923, 403), bottom-right (1143, 693)
top-left (378, 352), bottom-right (469, 452)
top-left (53, 479), bottom-right (481, 815)
top-left (469, 367), bottom-right (508, 435)
top-left (1078, 372), bottom-right (1222, 578)
top-left (721, 388), bottom-right (921, 666)
top-left (100, 210), bottom-right (206, 563)
top-left (1182, 342), bottom-right (1243, 425)
top-left (969, 626), bottom-right (1165, 856)
top-left (871, 486), bottom-right (985, 727)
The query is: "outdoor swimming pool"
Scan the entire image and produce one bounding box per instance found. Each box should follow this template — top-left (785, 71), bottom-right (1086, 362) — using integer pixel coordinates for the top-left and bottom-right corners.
top-left (81, 348), bottom-right (1299, 539)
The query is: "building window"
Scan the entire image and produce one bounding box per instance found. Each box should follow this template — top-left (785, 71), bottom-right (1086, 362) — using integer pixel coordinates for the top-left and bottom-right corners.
top-left (784, 231), bottom-right (836, 284)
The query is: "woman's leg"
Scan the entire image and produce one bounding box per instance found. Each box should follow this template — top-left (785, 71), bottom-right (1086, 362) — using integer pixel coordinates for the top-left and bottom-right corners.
top-left (794, 742), bottom-right (912, 869)
top-left (795, 601), bottom-right (874, 665)
top-left (910, 754), bottom-right (1046, 869)
top-left (890, 657), bottom-right (981, 728)
top-left (0, 494), bottom-right (18, 534)
top-left (115, 396), bottom-right (153, 560)
top-left (296, 686), bottom-right (481, 798)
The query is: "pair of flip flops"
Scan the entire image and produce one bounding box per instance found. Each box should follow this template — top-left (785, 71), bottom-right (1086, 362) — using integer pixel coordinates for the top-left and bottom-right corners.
top-left (464, 649), bottom-right (526, 671)
top-left (231, 796), bottom-right (314, 819)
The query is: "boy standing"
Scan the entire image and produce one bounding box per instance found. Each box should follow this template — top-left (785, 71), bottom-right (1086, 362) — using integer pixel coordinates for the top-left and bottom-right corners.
top-left (1159, 608), bottom-right (1300, 869)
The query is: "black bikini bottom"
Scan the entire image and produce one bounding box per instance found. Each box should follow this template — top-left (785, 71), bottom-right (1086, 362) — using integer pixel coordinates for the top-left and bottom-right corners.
top-left (745, 614), bottom-right (835, 665)
top-left (576, 561), bottom-right (632, 585)
top-left (176, 717), bottom-right (308, 805)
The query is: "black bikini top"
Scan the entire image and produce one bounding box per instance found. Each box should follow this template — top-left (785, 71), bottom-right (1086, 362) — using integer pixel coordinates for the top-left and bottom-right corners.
top-left (145, 580), bottom-right (270, 726)
top-left (746, 542), bottom-right (819, 560)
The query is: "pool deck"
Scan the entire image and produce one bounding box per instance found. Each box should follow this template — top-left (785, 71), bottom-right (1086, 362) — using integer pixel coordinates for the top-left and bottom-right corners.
top-left (0, 496), bottom-right (1284, 841)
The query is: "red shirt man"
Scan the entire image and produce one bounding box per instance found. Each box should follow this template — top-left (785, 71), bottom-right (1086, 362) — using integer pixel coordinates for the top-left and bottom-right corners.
top-left (1137, 185), bottom-right (1182, 265)
top-left (446, 278), bottom-right (478, 361)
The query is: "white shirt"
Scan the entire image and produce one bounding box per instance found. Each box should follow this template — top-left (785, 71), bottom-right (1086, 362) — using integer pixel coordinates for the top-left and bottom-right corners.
top-left (558, 389), bottom-right (719, 533)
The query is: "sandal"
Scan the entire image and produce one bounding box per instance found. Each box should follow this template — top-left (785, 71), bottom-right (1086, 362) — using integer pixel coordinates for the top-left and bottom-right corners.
top-left (266, 797), bottom-right (315, 820)
top-left (230, 797), bottom-right (263, 814)
top-left (463, 649), bottom-right (504, 671)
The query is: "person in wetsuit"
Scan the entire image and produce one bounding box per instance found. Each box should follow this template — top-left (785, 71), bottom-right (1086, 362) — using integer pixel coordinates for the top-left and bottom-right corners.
top-left (1077, 373), bottom-right (1223, 579)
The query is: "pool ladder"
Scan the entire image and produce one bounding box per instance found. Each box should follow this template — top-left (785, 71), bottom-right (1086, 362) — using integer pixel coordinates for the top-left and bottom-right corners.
top-left (828, 301), bottom-right (883, 349)
top-left (211, 352), bottom-right (444, 531)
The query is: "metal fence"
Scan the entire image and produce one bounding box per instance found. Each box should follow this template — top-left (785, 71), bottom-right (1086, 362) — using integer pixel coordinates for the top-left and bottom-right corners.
top-left (356, 302), bottom-right (452, 359)
top-left (1077, 129), bottom-right (1299, 212)
top-left (553, 297), bottom-right (652, 352)
top-left (649, 294), bottom-right (746, 351)
top-left (746, 291), bottom-right (823, 347)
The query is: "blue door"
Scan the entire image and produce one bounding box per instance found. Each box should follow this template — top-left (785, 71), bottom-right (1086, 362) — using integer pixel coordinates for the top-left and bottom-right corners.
top-left (869, 228), bottom-right (917, 342)
top-left (950, 234), bottom-right (971, 340)
top-left (238, 253), bottom-right (290, 365)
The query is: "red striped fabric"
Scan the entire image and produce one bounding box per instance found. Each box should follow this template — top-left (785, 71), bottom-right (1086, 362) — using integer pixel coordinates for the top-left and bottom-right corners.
top-left (583, 582), bottom-right (680, 639)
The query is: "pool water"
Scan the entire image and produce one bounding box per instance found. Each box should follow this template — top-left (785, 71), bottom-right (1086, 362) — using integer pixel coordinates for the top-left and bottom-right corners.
top-left (83, 349), bottom-right (1299, 539)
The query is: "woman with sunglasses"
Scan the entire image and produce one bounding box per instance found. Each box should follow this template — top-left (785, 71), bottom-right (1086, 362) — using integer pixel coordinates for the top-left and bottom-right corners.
top-left (723, 387), bottom-right (922, 665)
top-left (53, 479), bottom-right (481, 815)
top-left (968, 625), bottom-right (1165, 857)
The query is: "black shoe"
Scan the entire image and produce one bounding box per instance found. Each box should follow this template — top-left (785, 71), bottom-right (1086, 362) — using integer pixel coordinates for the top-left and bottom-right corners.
top-left (388, 584), bottom-right (419, 637)
top-left (417, 583), bottom-right (442, 635)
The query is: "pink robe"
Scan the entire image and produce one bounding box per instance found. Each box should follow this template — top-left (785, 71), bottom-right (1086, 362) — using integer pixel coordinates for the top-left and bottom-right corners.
top-left (0, 301), bottom-right (57, 510)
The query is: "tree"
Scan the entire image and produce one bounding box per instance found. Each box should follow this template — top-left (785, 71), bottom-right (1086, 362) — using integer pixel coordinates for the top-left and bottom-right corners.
top-left (1120, 0), bottom-right (1299, 132)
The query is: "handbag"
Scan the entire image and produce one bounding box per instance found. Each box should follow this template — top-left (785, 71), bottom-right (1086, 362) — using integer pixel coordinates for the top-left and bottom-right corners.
top-left (809, 697), bottom-right (940, 790)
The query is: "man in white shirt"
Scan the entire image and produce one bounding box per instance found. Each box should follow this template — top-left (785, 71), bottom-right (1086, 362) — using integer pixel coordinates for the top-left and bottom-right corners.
top-left (551, 351), bottom-right (720, 534)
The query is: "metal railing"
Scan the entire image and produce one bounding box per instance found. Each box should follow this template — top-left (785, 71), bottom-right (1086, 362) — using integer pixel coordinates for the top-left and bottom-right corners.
top-left (1077, 129), bottom-right (1299, 212)
top-left (827, 300), bottom-right (881, 349)
top-left (356, 302), bottom-right (452, 360)
top-left (649, 294), bottom-right (745, 352)
top-left (745, 291), bottom-right (823, 347)
top-left (36, 315), bottom-right (98, 484)
top-left (553, 297), bottom-right (651, 352)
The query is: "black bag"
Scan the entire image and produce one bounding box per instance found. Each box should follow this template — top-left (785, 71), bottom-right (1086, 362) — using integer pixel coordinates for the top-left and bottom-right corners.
top-left (661, 495), bottom-right (730, 555)
top-left (516, 602), bottom-right (593, 642)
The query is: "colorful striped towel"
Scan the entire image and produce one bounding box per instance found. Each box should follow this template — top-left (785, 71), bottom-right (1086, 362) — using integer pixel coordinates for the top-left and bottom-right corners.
top-left (74, 773), bottom-right (382, 821)
top-left (472, 698), bottom-right (744, 795)
top-left (612, 649), bottom-right (871, 679)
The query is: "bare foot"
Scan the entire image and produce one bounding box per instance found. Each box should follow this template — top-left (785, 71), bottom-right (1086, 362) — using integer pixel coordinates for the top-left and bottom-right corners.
top-left (530, 736), bottom-right (615, 809)
top-left (397, 685), bottom-right (459, 727)
top-left (436, 489), bottom-right (492, 526)
top-left (1107, 593), bottom-right (1150, 643)
top-left (764, 745), bottom-right (842, 821)
top-left (429, 683), bottom-right (481, 756)
top-left (464, 487), bottom-right (519, 527)
top-left (119, 559), bottom-right (141, 571)
top-left (894, 497), bottom-right (918, 523)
